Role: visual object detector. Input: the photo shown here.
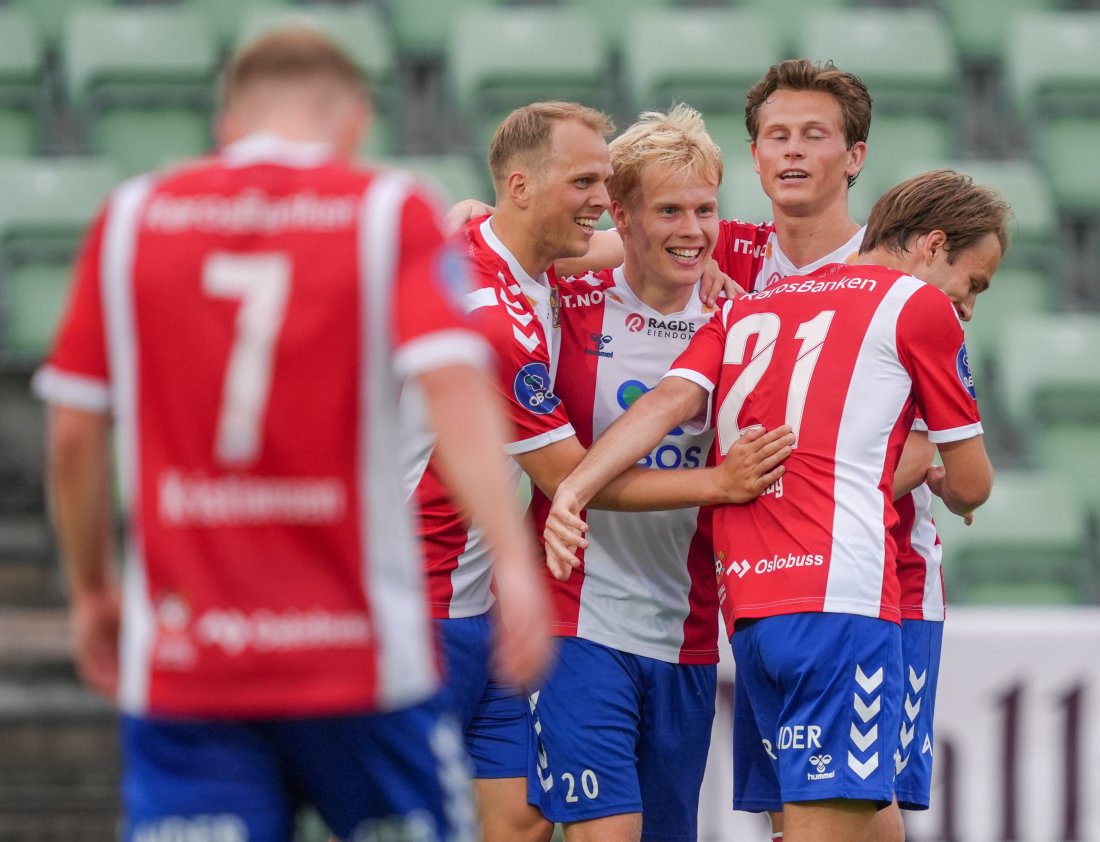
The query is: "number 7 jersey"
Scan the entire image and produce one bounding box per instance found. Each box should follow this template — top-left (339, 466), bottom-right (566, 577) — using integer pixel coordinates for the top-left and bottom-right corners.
top-left (666, 263), bottom-right (983, 633)
top-left (32, 136), bottom-right (487, 719)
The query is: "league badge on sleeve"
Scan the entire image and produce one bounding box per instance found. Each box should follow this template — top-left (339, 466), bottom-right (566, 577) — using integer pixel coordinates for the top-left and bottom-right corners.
top-left (514, 362), bottom-right (562, 415)
top-left (435, 244), bottom-right (473, 308)
top-left (956, 343), bottom-right (977, 399)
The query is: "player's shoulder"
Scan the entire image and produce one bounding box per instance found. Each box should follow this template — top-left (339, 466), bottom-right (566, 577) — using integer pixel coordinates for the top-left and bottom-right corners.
top-left (555, 268), bottom-right (616, 303)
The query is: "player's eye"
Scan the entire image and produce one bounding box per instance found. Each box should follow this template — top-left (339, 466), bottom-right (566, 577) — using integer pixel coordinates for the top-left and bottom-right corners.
top-left (575, 177), bottom-right (592, 188)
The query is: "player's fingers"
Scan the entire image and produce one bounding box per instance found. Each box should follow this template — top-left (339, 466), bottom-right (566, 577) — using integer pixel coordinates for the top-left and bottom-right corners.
top-left (755, 465), bottom-right (786, 495)
top-left (963, 512), bottom-right (974, 526)
top-left (756, 443), bottom-right (793, 476)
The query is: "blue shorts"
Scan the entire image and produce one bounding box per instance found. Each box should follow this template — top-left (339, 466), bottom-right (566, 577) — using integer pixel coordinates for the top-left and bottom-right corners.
top-left (528, 637), bottom-right (716, 840)
top-left (436, 612), bottom-right (529, 778)
top-left (120, 696), bottom-right (476, 842)
top-left (731, 613), bottom-right (902, 810)
top-left (893, 619), bottom-right (943, 810)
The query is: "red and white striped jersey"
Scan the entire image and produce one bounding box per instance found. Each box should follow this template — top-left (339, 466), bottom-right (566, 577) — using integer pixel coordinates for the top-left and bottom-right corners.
top-left (529, 268), bottom-right (720, 664)
top-left (716, 220), bottom-right (948, 621)
top-left (33, 134), bottom-right (489, 718)
top-left (713, 219), bottom-right (865, 293)
top-left (895, 416), bottom-right (946, 621)
top-left (667, 263), bottom-right (983, 633)
top-left (404, 216), bottom-right (575, 619)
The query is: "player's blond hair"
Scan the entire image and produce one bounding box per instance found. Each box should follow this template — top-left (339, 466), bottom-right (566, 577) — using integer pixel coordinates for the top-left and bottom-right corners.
top-left (488, 101), bottom-right (615, 191)
top-left (221, 27), bottom-right (365, 108)
top-left (745, 59), bottom-right (872, 187)
top-left (608, 104), bottom-right (723, 210)
top-left (862, 169), bottom-right (1012, 261)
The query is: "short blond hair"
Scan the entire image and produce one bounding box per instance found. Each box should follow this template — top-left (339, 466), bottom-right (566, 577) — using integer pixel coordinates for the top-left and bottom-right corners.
top-left (488, 101), bottom-right (614, 189)
top-left (222, 27), bottom-right (365, 108)
top-left (608, 104), bottom-right (723, 209)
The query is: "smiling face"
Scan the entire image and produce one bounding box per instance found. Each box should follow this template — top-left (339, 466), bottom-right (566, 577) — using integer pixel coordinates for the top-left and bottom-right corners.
top-left (614, 162), bottom-right (719, 311)
top-left (526, 118), bottom-right (613, 265)
top-left (916, 231), bottom-right (1003, 323)
top-left (751, 88), bottom-right (866, 218)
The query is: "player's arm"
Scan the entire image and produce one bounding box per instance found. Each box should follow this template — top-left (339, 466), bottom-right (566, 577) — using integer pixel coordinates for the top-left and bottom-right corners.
top-left (554, 229), bottom-right (624, 277)
top-left (45, 405), bottom-right (119, 698)
top-left (893, 429), bottom-right (934, 500)
top-left (417, 363), bottom-right (551, 686)
top-left (515, 422), bottom-right (788, 515)
top-left (926, 436), bottom-right (993, 521)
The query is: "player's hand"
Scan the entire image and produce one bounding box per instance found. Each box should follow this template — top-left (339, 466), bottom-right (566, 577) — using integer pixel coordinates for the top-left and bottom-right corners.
top-left (925, 465), bottom-right (975, 525)
top-left (71, 584), bottom-right (121, 699)
top-left (443, 198), bottom-right (495, 236)
top-left (717, 425), bottom-right (794, 503)
top-left (493, 554), bottom-right (555, 688)
top-left (699, 259), bottom-right (747, 310)
top-left (542, 486), bottom-right (589, 581)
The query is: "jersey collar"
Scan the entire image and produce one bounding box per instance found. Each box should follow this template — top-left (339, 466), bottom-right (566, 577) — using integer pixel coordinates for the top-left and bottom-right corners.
top-left (222, 132), bottom-right (336, 169)
top-left (479, 217), bottom-right (551, 301)
top-left (771, 225), bottom-right (867, 277)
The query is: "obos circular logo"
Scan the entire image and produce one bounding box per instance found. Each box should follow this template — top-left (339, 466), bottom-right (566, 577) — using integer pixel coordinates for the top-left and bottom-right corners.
top-left (514, 362), bottom-right (561, 415)
top-left (625, 313), bottom-right (645, 332)
top-left (617, 380), bottom-right (683, 434)
top-left (956, 343), bottom-right (976, 398)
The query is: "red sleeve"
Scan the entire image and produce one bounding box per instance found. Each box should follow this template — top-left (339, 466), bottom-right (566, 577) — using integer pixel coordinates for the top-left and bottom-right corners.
top-left (896, 283), bottom-right (983, 443)
top-left (391, 190), bottom-right (487, 377)
top-left (713, 219), bottom-right (771, 289)
top-left (665, 299), bottom-right (732, 394)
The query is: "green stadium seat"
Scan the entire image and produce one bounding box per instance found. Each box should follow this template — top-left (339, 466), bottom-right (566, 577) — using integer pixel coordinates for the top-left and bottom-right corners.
top-left (373, 155), bottom-right (492, 206)
top-left (64, 7), bottom-right (218, 176)
top-left (1033, 424), bottom-right (1100, 518)
top-left (941, 0), bottom-right (1059, 66)
top-left (240, 6), bottom-right (398, 154)
top-left (447, 7), bottom-right (609, 156)
top-left (799, 8), bottom-right (961, 196)
top-left (731, 0), bottom-right (854, 59)
top-left (385, 0), bottom-right (502, 64)
top-left (562, 0), bottom-right (676, 57)
top-left (0, 10), bottom-right (45, 156)
top-left (931, 469), bottom-right (1092, 605)
top-left (0, 157), bottom-right (120, 365)
top-left (867, 159), bottom-right (1059, 270)
top-left (5, 0), bottom-right (112, 55)
top-left (621, 9), bottom-right (781, 115)
top-left (183, 0), bottom-right (293, 51)
top-left (962, 267), bottom-right (1053, 370)
top-left (999, 313), bottom-right (1100, 429)
top-left (1005, 12), bottom-right (1100, 217)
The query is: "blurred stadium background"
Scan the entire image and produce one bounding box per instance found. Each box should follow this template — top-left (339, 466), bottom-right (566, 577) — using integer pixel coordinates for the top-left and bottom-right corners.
top-left (0, 0), bottom-right (1097, 839)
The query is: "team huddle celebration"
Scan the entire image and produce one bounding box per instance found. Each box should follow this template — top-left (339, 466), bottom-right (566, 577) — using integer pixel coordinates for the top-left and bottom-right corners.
top-left (33, 21), bottom-right (1011, 842)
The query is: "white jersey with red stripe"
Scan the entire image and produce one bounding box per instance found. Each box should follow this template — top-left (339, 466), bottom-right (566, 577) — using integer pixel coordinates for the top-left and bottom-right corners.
top-left (529, 267), bottom-right (719, 664)
top-left (666, 263), bottom-right (982, 634)
top-left (404, 215), bottom-right (575, 619)
top-left (32, 134), bottom-right (488, 718)
top-left (895, 415), bottom-right (946, 620)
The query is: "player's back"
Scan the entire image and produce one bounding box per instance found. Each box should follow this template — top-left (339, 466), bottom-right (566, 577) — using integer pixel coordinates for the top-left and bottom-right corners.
top-left (47, 138), bottom-right (448, 717)
top-left (699, 262), bottom-right (975, 625)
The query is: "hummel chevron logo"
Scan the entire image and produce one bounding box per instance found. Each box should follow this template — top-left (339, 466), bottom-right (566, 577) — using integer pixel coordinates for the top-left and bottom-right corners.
top-left (905, 695), bottom-right (922, 721)
top-left (727, 559), bottom-right (750, 578)
top-left (856, 665), bottom-right (884, 693)
top-left (850, 723), bottom-right (877, 752)
top-left (512, 325), bottom-right (539, 353)
top-left (848, 751), bottom-right (880, 780)
top-left (895, 751), bottom-right (910, 774)
top-left (909, 665), bottom-right (927, 692)
top-left (900, 722), bottom-right (915, 749)
top-left (923, 735), bottom-right (933, 755)
top-left (528, 690), bottom-right (540, 712)
top-left (853, 693), bottom-right (881, 723)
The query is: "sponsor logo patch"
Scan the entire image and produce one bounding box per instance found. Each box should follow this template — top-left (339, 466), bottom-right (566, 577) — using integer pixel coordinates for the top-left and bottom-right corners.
top-left (514, 362), bottom-right (561, 415)
top-left (956, 343), bottom-right (976, 398)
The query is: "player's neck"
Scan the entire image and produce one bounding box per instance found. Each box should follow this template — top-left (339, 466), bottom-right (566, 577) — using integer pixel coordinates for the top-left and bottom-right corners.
top-left (488, 210), bottom-right (553, 280)
top-left (621, 258), bottom-right (694, 315)
top-left (771, 202), bottom-right (860, 270)
top-left (853, 246), bottom-right (914, 275)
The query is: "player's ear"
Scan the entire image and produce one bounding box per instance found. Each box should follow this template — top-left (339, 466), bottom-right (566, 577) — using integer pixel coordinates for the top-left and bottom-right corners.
top-left (507, 170), bottom-right (531, 209)
top-left (610, 199), bottom-right (629, 232)
top-left (750, 142), bottom-right (761, 175)
top-left (846, 140), bottom-right (867, 180)
top-left (918, 230), bottom-right (949, 265)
